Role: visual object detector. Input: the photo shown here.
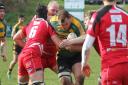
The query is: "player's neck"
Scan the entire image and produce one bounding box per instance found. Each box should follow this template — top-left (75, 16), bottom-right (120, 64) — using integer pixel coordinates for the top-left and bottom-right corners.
top-left (103, 1), bottom-right (115, 6)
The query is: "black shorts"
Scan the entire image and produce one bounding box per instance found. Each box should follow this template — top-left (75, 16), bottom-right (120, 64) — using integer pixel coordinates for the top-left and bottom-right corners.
top-left (57, 50), bottom-right (81, 77)
top-left (13, 43), bottom-right (22, 55)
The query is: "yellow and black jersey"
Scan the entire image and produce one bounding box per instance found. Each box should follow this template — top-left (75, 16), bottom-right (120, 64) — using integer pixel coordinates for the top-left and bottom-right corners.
top-left (12, 22), bottom-right (25, 45)
top-left (13, 22), bottom-right (24, 34)
top-left (50, 15), bottom-right (85, 39)
top-left (0, 20), bottom-right (6, 38)
top-left (50, 15), bottom-right (85, 58)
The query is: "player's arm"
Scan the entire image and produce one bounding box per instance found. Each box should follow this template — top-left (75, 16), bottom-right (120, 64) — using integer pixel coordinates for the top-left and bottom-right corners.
top-left (71, 21), bottom-right (86, 44)
top-left (47, 23), bottom-right (62, 48)
top-left (65, 45), bottom-right (82, 52)
top-left (65, 22), bottom-right (86, 45)
top-left (11, 23), bottom-right (19, 38)
top-left (59, 25), bottom-right (86, 50)
top-left (13, 29), bottom-right (26, 48)
top-left (51, 34), bottom-right (62, 48)
top-left (81, 34), bottom-right (95, 71)
top-left (69, 35), bottom-right (86, 45)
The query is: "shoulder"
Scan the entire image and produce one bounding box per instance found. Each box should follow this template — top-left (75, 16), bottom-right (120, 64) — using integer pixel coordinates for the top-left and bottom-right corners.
top-left (50, 15), bottom-right (58, 22)
top-left (0, 20), bottom-right (6, 28)
top-left (71, 16), bottom-right (82, 25)
top-left (71, 16), bottom-right (85, 29)
top-left (50, 15), bottom-right (60, 29)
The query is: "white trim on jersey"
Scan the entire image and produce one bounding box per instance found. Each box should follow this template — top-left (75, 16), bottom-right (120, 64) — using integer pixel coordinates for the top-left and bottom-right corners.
top-left (114, 5), bottom-right (128, 16)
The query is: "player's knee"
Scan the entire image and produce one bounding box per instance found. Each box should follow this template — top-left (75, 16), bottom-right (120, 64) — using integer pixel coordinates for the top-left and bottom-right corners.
top-left (61, 76), bottom-right (71, 80)
top-left (58, 72), bottom-right (72, 82)
top-left (32, 81), bottom-right (45, 85)
top-left (18, 82), bottom-right (28, 85)
top-left (59, 76), bottom-right (73, 85)
top-left (76, 74), bottom-right (85, 80)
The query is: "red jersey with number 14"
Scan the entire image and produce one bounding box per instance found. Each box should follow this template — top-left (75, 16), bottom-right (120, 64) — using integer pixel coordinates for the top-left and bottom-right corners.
top-left (87, 5), bottom-right (128, 69)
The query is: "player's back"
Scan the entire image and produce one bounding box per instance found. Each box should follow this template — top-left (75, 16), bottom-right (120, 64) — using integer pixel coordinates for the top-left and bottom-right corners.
top-left (96, 5), bottom-right (128, 68)
top-left (23, 18), bottom-right (55, 49)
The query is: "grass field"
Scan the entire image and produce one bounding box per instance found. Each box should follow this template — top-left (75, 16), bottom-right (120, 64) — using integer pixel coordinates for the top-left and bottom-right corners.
top-left (0, 38), bottom-right (100, 85)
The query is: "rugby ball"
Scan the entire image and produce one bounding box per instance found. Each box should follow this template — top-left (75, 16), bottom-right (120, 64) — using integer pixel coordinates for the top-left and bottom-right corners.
top-left (67, 33), bottom-right (77, 40)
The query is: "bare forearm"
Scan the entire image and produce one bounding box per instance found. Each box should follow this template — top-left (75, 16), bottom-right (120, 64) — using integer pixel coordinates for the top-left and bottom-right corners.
top-left (51, 35), bottom-right (62, 48)
top-left (69, 35), bottom-right (86, 45)
top-left (15, 40), bottom-right (25, 48)
top-left (66, 44), bottom-right (82, 52)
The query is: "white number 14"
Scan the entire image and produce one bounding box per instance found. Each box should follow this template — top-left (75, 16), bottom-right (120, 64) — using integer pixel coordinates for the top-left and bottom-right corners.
top-left (106, 24), bottom-right (127, 47)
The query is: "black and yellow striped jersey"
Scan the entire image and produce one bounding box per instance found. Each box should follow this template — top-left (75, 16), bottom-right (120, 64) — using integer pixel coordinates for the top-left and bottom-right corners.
top-left (12, 22), bottom-right (24, 44)
top-left (13, 22), bottom-right (24, 34)
top-left (50, 15), bottom-right (85, 39)
top-left (0, 20), bottom-right (6, 38)
top-left (50, 15), bottom-right (85, 58)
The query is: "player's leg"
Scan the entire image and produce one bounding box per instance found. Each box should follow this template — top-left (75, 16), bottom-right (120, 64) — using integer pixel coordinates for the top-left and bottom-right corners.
top-left (23, 52), bottom-right (45, 85)
top-left (122, 63), bottom-right (128, 85)
top-left (7, 53), bottom-right (17, 79)
top-left (30, 70), bottom-right (45, 85)
top-left (72, 62), bottom-right (85, 85)
top-left (18, 75), bottom-right (29, 85)
top-left (57, 57), bottom-right (73, 85)
top-left (1, 39), bottom-right (7, 61)
top-left (7, 49), bottom-right (18, 78)
top-left (48, 55), bottom-right (58, 73)
top-left (72, 63), bottom-right (85, 85)
top-left (71, 54), bottom-right (85, 85)
top-left (18, 53), bottom-right (29, 85)
top-left (101, 64), bottom-right (122, 85)
top-left (7, 44), bottom-right (22, 78)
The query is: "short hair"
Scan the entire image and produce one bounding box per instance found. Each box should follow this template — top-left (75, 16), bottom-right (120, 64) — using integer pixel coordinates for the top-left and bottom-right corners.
top-left (0, 2), bottom-right (5, 9)
top-left (47, 0), bottom-right (59, 9)
top-left (36, 4), bottom-right (48, 20)
top-left (102, 0), bottom-right (115, 2)
top-left (18, 14), bottom-right (24, 18)
top-left (57, 9), bottom-right (70, 20)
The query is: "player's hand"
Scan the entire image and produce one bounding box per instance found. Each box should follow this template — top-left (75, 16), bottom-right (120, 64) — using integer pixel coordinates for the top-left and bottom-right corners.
top-left (59, 39), bottom-right (71, 48)
top-left (81, 63), bottom-right (91, 77)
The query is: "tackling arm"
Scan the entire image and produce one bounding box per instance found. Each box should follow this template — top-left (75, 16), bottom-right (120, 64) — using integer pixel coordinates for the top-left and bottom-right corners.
top-left (51, 34), bottom-right (62, 48)
top-left (81, 34), bottom-right (95, 69)
top-left (13, 29), bottom-right (26, 48)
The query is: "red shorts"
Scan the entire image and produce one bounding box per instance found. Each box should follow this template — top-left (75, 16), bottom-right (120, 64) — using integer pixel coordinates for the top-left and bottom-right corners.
top-left (42, 43), bottom-right (57, 69)
top-left (101, 63), bottom-right (128, 85)
top-left (18, 50), bottom-right (43, 76)
top-left (43, 41), bottom-right (57, 56)
top-left (42, 53), bottom-right (57, 69)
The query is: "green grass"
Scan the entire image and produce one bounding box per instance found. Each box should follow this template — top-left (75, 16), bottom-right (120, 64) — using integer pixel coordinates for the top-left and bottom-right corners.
top-left (0, 38), bottom-right (100, 85)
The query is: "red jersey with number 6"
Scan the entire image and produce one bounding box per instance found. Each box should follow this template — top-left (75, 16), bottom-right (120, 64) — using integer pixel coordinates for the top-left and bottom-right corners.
top-left (22, 18), bottom-right (56, 52)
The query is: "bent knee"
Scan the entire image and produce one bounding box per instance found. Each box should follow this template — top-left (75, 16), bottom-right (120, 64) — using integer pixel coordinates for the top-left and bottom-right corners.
top-left (32, 81), bottom-right (45, 85)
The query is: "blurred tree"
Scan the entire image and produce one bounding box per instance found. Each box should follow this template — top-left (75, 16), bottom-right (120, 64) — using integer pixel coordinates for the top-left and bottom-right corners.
top-left (17, 0), bottom-right (28, 4)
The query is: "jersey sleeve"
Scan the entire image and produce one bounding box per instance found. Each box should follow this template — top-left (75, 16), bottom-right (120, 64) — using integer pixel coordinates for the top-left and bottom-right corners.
top-left (86, 13), bottom-right (100, 38)
top-left (47, 23), bottom-right (56, 37)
